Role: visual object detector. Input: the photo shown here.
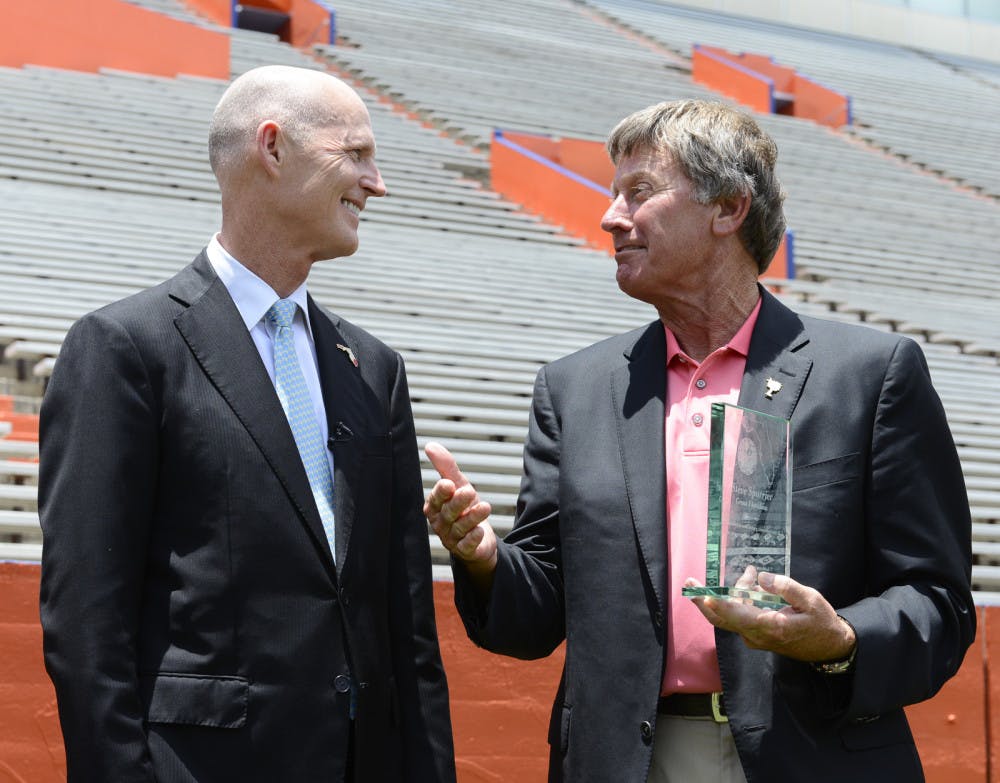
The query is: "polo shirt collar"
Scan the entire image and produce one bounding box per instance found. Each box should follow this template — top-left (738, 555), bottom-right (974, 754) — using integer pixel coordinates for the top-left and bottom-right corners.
top-left (664, 294), bottom-right (762, 365)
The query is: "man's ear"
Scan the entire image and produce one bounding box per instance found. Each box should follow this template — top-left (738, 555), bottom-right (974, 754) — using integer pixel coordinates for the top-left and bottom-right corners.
top-left (255, 120), bottom-right (282, 176)
top-left (712, 191), bottom-right (751, 237)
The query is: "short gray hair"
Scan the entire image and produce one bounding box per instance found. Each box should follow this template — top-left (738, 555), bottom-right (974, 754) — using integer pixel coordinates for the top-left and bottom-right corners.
top-left (208, 66), bottom-right (340, 177)
top-left (607, 100), bottom-right (786, 273)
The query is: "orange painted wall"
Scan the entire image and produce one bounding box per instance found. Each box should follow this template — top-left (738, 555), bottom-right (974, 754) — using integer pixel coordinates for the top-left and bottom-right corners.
top-left (987, 609), bottom-right (1000, 783)
top-left (183, 0), bottom-right (231, 27)
top-left (692, 46), bottom-right (773, 114)
top-left (552, 138), bottom-right (615, 189)
top-left (0, 564), bottom-right (63, 782)
top-left (0, 564), bottom-right (559, 782)
top-left (436, 581), bottom-right (560, 781)
top-left (287, 0), bottom-right (332, 47)
top-left (246, 0), bottom-right (292, 10)
top-left (184, 0), bottom-right (331, 47)
top-left (692, 45), bottom-right (849, 129)
top-left (904, 612), bottom-right (989, 783)
top-left (768, 234), bottom-right (792, 280)
top-left (0, 0), bottom-right (229, 80)
top-left (0, 562), bottom-right (987, 781)
top-left (792, 74), bottom-right (852, 127)
top-left (0, 396), bottom-right (39, 443)
top-left (491, 131), bottom-right (614, 254)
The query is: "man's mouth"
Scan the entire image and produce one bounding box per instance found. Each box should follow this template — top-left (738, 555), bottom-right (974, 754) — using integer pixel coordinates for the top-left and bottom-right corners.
top-left (341, 199), bottom-right (362, 217)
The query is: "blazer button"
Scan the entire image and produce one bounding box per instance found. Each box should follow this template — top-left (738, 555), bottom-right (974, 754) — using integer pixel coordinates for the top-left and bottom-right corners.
top-left (654, 611), bottom-right (663, 628)
top-left (334, 674), bottom-right (352, 693)
top-left (640, 720), bottom-right (653, 742)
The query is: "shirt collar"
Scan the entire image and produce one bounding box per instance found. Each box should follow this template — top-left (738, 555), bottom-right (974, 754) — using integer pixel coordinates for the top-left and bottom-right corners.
top-left (206, 234), bottom-right (313, 335)
top-left (664, 294), bottom-right (763, 365)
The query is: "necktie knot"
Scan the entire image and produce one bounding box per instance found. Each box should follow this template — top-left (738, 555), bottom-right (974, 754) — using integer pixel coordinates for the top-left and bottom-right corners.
top-left (267, 299), bottom-right (297, 330)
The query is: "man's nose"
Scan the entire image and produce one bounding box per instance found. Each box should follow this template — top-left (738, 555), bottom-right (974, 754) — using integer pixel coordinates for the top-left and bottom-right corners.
top-left (600, 194), bottom-right (630, 234)
top-left (363, 163), bottom-right (387, 197)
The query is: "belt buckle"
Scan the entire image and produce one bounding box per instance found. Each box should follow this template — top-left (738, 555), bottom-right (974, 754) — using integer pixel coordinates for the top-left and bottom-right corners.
top-left (711, 692), bottom-right (728, 724)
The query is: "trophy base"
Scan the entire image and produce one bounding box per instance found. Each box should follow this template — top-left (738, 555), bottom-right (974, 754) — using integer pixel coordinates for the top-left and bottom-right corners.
top-left (682, 585), bottom-right (788, 611)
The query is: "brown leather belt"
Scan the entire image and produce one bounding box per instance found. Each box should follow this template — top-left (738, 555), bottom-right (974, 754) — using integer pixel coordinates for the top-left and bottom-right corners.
top-left (658, 692), bottom-right (727, 723)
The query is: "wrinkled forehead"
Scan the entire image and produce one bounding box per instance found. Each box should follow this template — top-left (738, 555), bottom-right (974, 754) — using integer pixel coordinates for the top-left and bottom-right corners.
top-left (610, 146), bottom-right (680, 193)
top-left (315, 99), bottom-right (378, 152)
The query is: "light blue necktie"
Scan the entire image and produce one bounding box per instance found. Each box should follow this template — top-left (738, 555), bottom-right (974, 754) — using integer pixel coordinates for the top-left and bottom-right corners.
top-left (266, 299), bottom-right (336, 558)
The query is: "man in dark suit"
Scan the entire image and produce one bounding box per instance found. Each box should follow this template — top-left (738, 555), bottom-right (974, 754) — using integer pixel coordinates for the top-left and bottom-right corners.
top-left (39, 65), bottom-right (455, 782)
top-left (425, 100), bottom-right (974, 782)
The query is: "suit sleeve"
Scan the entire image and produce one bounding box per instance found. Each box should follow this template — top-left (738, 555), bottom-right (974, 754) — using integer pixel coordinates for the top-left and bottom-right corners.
top-left (385, 352), bottom-right (457, 782)
top-left (39, 313), bottom-right (159, 782)
top-left (454, 365), bottom-right (567, 659)
top-left (838, 337), bottom-right (975, 718)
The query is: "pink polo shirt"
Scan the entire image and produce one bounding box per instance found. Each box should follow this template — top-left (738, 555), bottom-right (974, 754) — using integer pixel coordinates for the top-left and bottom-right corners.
top-left (661, 297), bottom-right (762, 696)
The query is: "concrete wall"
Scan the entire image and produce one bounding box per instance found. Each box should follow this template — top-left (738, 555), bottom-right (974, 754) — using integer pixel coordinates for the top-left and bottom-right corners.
top-left (0, 563), bottom-right (991, 781)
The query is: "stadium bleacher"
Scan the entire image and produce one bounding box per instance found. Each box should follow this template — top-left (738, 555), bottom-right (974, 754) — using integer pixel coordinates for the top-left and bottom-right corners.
top-left (581, 0), bottom-right (1000, 198)
top-left (1, 0), bottom-right (998, 598)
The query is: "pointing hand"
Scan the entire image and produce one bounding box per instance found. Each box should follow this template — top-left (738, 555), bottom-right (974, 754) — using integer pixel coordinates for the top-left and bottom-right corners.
top-left (424, 442), bottom-right (498, 583)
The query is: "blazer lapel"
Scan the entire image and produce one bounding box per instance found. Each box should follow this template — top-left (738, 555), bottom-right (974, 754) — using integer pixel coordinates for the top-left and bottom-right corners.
top-left (309, 297), bottom-right (365, 574)
top-left (169, 252), bottom-right (337, 573)
top-left (738, 288), bottom-right (812, 422)
top-left (612, 322), bottom-right (668, 617)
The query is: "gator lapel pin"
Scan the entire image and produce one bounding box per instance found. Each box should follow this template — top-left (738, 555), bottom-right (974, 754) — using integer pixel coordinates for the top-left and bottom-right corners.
top-left (337, 344), bottom-right (358, 367)
top-left (764, 377), bottom-right (783, 399)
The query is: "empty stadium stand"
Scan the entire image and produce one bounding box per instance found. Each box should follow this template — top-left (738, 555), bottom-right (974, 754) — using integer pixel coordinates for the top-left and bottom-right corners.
top-left (582, 0), bottom-right (1000, 197)
top-left (0, 0), bottom-right (998, 604)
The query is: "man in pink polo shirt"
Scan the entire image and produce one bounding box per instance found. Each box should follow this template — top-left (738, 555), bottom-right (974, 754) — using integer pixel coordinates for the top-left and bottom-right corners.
top-left (425, 100), bottom-right (973, 782)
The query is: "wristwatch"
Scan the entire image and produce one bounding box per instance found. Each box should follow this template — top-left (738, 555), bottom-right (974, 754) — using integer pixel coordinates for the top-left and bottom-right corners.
top-left (811, 643), bottom-right (857, 675)
top-left (811, 615), bottom-right (858, 674)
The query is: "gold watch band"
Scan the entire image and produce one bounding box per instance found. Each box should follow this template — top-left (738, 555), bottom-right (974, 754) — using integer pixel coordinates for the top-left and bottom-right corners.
top-left (811, 643), bottom-right (857, 675)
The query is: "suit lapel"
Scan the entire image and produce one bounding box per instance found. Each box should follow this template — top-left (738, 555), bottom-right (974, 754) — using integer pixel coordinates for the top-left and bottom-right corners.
top-left (309, 297), bottom-right (365, 574)
top-left (169, 252), bottom-right (337, 573)
top-left (738, 288), bottom-right (812, 422)
top-left (611, 322), bottom-right (668, 617)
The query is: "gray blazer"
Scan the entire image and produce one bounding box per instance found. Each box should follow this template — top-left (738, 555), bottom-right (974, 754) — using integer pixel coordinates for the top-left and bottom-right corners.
top-left (455, 288), bottom-right (974, 782)
top-left (40, 252), bottom-right (456, 783)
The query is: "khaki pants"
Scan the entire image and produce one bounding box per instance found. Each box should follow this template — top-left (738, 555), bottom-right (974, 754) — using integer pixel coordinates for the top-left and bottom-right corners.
top-left (646, 716), bottom-right (748, 783)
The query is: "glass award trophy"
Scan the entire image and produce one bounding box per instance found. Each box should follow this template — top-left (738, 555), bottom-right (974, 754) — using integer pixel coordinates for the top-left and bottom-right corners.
top-left (682, 403), bottom-right (791, 610)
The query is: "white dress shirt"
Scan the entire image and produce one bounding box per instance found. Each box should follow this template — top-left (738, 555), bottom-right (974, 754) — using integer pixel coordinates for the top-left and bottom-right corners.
top-left (206, 235), bottom-right (334, 476)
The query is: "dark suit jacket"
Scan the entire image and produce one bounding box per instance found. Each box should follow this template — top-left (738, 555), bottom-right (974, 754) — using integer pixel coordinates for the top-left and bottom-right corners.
top-left (455, 289), bottom-right (974, 782)
top-left (39, 252), bottom-right (456, 783)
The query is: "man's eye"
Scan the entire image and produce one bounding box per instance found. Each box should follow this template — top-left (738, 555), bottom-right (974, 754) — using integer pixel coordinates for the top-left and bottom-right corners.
top-left (347, 149), bottom-right (362, 162)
